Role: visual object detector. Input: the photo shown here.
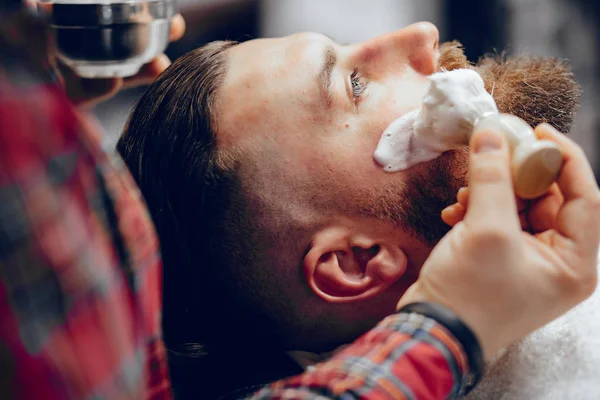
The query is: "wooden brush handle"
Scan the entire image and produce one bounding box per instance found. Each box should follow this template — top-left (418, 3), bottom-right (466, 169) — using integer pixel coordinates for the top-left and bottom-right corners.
top-left (475, 114), bottom-right (564, 199)
top-left (512, 140), bottom-right (563, 199)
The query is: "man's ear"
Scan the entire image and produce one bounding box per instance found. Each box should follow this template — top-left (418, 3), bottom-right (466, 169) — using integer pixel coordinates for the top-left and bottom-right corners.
top-left (303, 226), bottom-right (407, 303)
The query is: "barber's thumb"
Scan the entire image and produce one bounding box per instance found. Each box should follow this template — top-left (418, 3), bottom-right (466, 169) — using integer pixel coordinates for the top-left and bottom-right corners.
top-left (465, 117), bottom-right (519, 226)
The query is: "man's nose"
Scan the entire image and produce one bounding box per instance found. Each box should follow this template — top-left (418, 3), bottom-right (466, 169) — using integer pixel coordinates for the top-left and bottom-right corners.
top-left (403, 22), bottom-right (439, 75)
top-left (357, 22), bottom-right (440, 76)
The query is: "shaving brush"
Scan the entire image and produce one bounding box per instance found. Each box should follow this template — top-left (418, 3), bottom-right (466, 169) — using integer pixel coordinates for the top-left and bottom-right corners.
top-left (374, 68), bottom-right (564, 199)
top-left (473, 114), bottom-right (563, 199)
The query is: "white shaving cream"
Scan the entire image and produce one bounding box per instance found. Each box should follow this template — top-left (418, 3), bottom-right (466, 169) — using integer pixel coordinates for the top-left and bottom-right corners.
top-left (374, 68), bottom-right (498, 172)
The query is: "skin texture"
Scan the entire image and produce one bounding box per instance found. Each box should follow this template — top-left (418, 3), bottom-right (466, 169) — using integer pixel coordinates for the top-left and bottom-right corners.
top-left (198, 22), bottom-right (581, 350)
top-left (116, 21), bottom-right (580, 353)
top-left (215, 24), bottom-right (468, 347)
top-left (219, 25), bottom-right (452, 237)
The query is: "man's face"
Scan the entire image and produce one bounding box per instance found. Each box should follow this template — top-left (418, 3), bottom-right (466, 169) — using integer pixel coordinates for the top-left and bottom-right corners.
top-left (116, 20), bottom-right (579, 351)
top-left (218, 22), bottom-right (464, 250)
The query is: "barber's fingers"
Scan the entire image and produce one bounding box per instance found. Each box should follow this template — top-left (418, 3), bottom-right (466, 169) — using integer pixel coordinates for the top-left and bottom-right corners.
top-left (66, 13), bottom-right (184, 103)
top-left (455, 183), bottom-right (562, 234)
top-left (456, 187), bottom-right (469, 208)
top-left (458, 187), bottom-right (529, 212)
top-left (525, 183), bottom-right (563, 233)
top-left (123, 14), bottom-right (184, 87)
top-left (169, 14), bottom-right (186, 42)
top-left (123, 54), bottom-right (171, 88)
top-left (441, 203), bottom-right (466, 227)
top-left (535, 123), bottom-right (600, 257)
top-left (122, 14), bottom-right (184, 88)
top-left (442, 200), bottom-right (530, 231)
top-left (464, 124), bottom-right (520, 232)
top-left (536, 124), bottom-right (598, 203)
top-left (460, 187), bottom-right (532, 232)
top-left (58, 63), bottom-right (123, 108)
top-left (66, 53), bottom-right (168, 106)
top-left (456, 187), bottom-right (528, 213)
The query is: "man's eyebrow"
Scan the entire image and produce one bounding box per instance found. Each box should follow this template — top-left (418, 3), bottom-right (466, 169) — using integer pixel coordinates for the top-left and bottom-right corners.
top-left (318, 45), bottom-right (337, 108)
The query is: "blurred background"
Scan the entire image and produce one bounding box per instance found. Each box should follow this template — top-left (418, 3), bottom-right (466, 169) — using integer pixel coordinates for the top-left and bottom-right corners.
top-left (95, 0), bottom-right (600, 178)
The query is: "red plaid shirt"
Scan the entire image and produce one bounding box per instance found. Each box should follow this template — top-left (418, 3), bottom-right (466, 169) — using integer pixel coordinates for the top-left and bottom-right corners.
top-left (0, 15), bottom-right (170, 398)
top-left (0, 11), bottom-right (472, 400)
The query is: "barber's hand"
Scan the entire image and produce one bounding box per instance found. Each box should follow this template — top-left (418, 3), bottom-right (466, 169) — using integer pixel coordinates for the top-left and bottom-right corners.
top-left (442, 181), bottom-right (564, 234)
top-left (397, 120), bottom-right (600, 360)
top-left (61, 14), bottom-right (185, 107)
top-left (24, 1), bottom-right (185, 107)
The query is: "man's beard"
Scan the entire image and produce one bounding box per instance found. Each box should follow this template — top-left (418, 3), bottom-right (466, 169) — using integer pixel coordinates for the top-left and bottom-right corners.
top-left (360, 41), bottom-right (581, 245)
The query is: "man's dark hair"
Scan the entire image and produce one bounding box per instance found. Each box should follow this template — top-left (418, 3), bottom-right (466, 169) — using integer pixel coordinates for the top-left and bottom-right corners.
top-left (118, 41), bottom-right (306, 398)
top-left (118, 41), bottom-right (250, 353)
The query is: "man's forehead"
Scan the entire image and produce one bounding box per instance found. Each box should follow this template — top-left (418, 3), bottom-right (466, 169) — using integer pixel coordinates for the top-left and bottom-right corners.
top-left (226, 33), bottom-right (328, 82)
top-left (227, 37), bottom-right (285, 80)
top-left (218, 33), bottom-right (330, 147)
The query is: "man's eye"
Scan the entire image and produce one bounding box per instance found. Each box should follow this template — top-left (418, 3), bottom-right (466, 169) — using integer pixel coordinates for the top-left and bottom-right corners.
top-left (350, 69), bottom-right (368, 99)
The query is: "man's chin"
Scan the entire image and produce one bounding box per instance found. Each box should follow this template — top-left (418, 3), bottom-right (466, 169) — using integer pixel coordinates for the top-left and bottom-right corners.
top-left (358, 147), bottom-right (467, 246)
top-left (403, 148), bottom-right (468, 244)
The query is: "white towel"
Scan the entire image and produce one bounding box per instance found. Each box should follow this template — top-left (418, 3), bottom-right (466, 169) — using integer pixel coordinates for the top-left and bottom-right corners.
top-left (466, 256), bottom-right (600, 400)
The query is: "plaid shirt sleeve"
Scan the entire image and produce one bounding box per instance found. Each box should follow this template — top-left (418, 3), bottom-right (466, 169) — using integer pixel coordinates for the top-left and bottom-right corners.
top-left (0, 15), bottom-right (171, 400)
top-left (250, 312), bottom-right (471, 400)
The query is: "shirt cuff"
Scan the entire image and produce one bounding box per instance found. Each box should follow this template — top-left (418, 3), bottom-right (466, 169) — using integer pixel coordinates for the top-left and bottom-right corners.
top-left (397, 302), bottom-right (484, 396)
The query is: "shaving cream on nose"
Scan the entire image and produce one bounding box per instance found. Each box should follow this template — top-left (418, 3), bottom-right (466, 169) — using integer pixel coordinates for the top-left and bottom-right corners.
top-left (374, 68), bottom-right (499, 172)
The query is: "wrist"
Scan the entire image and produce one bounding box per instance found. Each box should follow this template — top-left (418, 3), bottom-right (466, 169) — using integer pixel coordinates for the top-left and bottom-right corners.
top-left (397, 285), bottom-right (500, 361)
top-left (397, 302), bottom-right (485, 395)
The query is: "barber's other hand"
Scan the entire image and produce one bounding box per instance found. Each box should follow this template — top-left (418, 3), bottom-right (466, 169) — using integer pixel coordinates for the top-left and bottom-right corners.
top-left (62, 14), bottom-right (185, 107)
top-left (397, 120), bottom-right (600, 360)
top-left (24, 1), bottom-right (185, 107)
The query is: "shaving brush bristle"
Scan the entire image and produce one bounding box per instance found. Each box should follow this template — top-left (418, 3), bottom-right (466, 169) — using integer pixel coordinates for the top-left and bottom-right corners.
top-left (375, 68), bottom-right (564, 198)
top-left (415, 69), bottom-right (499, 149)
top-left (416, 68), bottom-right (563, 199)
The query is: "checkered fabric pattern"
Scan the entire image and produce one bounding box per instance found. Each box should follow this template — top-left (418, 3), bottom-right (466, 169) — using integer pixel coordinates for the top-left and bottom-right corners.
top-left (0, 24), bottom-right (171, 399)
top-left (250, 312), bottom-right (470, 399)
